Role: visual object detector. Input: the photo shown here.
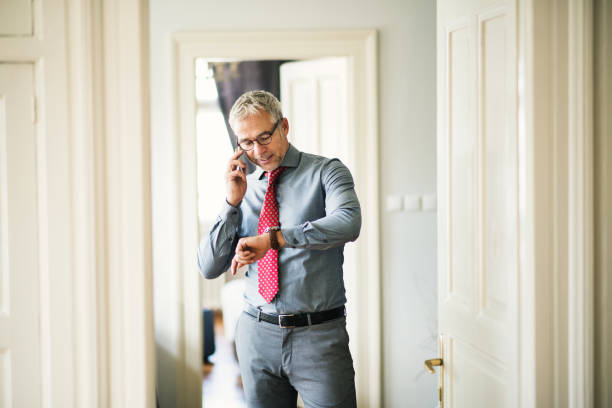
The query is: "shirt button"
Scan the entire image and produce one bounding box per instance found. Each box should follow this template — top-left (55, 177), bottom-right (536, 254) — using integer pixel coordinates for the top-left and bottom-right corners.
top-left (232, 210), bottom-right (237, 215)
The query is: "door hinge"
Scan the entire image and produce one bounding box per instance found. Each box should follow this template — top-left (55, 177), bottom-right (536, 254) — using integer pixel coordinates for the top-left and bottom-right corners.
top-left (32, 96), bottom-right (37, 124)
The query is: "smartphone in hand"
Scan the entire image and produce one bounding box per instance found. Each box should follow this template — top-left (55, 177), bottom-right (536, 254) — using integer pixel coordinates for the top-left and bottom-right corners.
top-left (235, 146), bottom-right (245, 172)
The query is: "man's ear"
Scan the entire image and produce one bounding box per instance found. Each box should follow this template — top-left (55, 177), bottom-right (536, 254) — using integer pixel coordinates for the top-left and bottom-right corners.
top-left (281, 117), bottom-right (290, 138)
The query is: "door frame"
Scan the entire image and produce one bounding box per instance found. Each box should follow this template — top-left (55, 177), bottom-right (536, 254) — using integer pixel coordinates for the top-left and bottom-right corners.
top-left (517, 0), bottom-right (594, 405)
top-left (594, 0), bottom-right (611, 406)
top-left (171, 30), bottom-right (381, 407)
top-left (66, 0), bottom-right (154, 406)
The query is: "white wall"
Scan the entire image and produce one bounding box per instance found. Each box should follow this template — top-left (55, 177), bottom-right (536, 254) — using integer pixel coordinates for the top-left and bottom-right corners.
top-left (149, 1), bottom-right (437, 406)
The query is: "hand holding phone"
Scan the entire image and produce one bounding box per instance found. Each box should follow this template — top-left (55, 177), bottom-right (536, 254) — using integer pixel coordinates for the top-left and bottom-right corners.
top-left (226, 147), bottom-right (247, 206)
top-left (235, 147), bottom-right (245, 172)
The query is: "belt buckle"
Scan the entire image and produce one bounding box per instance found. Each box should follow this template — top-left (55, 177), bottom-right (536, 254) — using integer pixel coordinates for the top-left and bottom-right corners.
top-left (278, 314), bottom-right (296, 328)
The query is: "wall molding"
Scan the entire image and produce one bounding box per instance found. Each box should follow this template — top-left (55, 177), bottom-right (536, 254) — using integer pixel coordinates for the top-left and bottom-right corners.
top-left (594, 0), bottom-right (611, 406)
top-left (66, 0), bottom-right (100, 405)
top-left (101, 0), bottom-right (154, 406)
top-left (67, 0), bottom-right (155, 406)
top-left (567, 0), bottom-right (594, 406)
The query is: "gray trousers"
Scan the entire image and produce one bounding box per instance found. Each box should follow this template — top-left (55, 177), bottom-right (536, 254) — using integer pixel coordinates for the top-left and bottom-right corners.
top-left (235, 310), bottom-right (357, 408)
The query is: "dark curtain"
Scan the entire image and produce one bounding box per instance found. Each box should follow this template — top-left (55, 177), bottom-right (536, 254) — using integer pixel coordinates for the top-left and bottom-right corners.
top-left (212, 60), bottom-right (290, 174)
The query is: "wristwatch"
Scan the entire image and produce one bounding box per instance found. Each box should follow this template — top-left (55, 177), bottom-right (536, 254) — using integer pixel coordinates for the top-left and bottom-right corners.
top-left (264, 226), bottom-right (282, 250)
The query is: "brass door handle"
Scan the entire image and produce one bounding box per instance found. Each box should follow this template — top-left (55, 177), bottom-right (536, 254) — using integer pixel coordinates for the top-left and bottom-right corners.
top-left (424, 358), bottom-right (443, 374)
top-left (427, 337), bottom-right (445, 407)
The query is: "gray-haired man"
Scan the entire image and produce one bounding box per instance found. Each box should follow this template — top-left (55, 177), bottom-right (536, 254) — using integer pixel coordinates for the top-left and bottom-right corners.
top-left (198, 90), bottom-right (361, 408)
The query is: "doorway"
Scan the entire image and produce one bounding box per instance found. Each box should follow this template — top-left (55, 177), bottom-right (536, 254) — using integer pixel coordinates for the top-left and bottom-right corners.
top-left (194, 56), bottom-right (355, 406)
top-left (156, 30), bottom-right (380, 407)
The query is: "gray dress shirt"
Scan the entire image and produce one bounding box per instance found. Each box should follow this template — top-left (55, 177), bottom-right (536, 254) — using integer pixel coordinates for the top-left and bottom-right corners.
top-left (197, 144), bottom-right (361, 314)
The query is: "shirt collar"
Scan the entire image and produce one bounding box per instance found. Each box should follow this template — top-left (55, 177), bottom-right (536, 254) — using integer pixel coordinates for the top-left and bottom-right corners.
top-left (255, 144), bottom-right (301, 180)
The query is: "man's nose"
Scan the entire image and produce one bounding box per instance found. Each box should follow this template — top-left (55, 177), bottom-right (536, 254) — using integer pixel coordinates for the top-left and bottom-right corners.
top-left (253, 142), bottom-right (266, 156)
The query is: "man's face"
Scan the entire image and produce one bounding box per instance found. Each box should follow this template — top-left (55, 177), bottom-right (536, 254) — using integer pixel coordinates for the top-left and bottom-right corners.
top-left (233, 111), bottom-right (290, 172)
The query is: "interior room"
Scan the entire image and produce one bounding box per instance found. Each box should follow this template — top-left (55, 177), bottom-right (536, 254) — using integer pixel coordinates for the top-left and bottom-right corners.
top-left (0, 0), bottom-right (611, 407)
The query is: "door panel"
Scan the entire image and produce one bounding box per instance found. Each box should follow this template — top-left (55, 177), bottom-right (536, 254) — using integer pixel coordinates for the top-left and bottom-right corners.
top-left (438, 1), bottom-right (517, 406)
top-left (0, 63), bottom-right (41, 407)
top-left (450, 337), bottom-right (507, 407)
top-left (448, 23), bottom-right (476, 312)
top-left (286, 79), bottom-right (316, 153)
top-left (280, 57), bottom-right (360, 404)
top-left (280, 58), bottom-right (349, 165)
top-left (481, 12), bottom-right (513, 322)
top-left (0, 0), bottom-right (33, 36)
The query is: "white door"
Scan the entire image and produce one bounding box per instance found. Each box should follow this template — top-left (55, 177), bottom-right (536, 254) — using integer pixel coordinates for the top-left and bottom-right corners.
top-left (433, 1), bottom-right (518, 407)
top-left (0, 64), bottom-right (42, 407)
top-left (280, 58), bottom-right (350, 166)
top-left (280, 57), bottom-right (362, 399)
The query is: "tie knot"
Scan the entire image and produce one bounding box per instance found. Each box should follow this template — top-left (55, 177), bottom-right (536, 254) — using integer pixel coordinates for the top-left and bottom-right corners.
top-left (266, 166), bottom-right (286, 185)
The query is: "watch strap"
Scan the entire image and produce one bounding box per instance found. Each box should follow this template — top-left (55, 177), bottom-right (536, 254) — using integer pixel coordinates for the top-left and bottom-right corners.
top-left (266, 226), bottom-right (281, 250)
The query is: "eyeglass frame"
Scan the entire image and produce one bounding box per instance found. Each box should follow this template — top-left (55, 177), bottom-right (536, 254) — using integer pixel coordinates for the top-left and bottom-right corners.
top-left (236, 119), bottom-right (282, 151)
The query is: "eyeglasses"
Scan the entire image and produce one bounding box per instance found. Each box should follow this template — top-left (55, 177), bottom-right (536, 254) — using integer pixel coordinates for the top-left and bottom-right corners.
top-left (237, 119), bottom-right (281, 151)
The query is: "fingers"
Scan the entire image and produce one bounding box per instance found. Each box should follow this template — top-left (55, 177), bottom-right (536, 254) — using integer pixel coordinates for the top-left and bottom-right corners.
top-left (231, 257), bottom-right (246, 275)
top-left (227, 148), bottom-right (246, 174)
top-left (231, 239), bottom-right (257, 276)
top-left (231, 147), bottom-right (244, 160)
top-left (227, 168), bottom-right (246, 184)
top-left (236, 239), bottom-right (249, 252)
top-left (232, 235), bottom-right (271, 276)
top-left (231, 255), bottom-right (253, 276)
top-left (226, 148), bottom-right (247, 207)
top-left (227, 164), bottom-right (246, 185)
top-left (226, 168), bottom-right (246, 193)
top-left (235, 253), bottom-right (256, 264)
top-left (234, 243), bottom-right (256, 263)
top-left (226, 159), bottom-right (246, 184)
top-left (227, 159), bottom-right (246, 173)
top-left (231, 257), bottom-right (237, 275)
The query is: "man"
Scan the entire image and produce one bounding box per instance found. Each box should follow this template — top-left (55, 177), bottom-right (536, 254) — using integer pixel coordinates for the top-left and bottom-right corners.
top-left (197, 90), bottom-right (361, 408)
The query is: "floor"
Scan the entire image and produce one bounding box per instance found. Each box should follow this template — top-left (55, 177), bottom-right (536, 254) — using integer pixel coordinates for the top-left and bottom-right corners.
top-left (202, 310), bottom-right (246, 408)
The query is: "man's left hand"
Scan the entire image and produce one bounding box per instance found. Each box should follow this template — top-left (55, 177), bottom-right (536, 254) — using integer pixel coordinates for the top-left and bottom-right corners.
top-left (230, 234), bottom-right (271, 275)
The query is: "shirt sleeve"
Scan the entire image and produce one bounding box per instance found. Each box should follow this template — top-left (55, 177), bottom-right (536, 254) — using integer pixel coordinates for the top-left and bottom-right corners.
top-left (281, 159), bottom-right (361, 250)
top-left (197, 200), bottom-right (242, 279)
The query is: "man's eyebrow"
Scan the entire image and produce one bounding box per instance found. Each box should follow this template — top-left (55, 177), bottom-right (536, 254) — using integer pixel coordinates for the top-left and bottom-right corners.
top-left (238, 130), bottom-right (271, 142)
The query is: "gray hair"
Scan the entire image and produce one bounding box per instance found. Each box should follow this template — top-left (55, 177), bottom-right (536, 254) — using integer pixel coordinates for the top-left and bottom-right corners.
top-left (229, 90), bottom-right (283, 128)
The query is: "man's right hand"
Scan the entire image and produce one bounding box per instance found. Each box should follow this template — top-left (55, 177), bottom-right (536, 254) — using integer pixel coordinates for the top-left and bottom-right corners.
top-left (226, 148), bottom-right (247, 207)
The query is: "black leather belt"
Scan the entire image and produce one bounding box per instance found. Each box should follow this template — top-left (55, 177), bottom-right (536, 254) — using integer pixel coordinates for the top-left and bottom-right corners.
top-left (245, 305), bottom-right (346, 328)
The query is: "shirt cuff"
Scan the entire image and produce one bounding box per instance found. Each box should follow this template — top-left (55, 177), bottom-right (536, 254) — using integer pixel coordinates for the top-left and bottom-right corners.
top-left (281, 224), bottom-right (306, 248)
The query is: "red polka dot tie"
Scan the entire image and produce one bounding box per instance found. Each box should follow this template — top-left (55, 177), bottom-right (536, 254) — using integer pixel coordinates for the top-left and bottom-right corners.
top-left (257, 167), bottom-right (286, 303)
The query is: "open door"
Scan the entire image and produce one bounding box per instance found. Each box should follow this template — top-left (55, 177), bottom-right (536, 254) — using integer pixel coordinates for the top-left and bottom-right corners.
top-left (280, 57), bottom-right (350, 164)
top-left (431, 1), bottom-right (518, 406)
top-left (280, 57), bottom-right (364, 402)
top-left (0, 63), bottom-right (42, 408)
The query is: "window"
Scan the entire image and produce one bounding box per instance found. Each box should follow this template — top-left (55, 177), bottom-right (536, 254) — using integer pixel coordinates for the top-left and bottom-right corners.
top-left (195, 58), bottom-right (233, 226)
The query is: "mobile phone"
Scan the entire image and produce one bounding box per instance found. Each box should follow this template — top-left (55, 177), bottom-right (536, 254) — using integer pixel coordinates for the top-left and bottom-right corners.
top-left (235, 146), bottom-right (245, 172)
